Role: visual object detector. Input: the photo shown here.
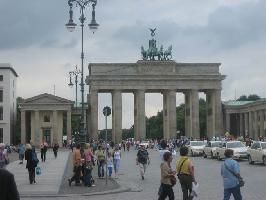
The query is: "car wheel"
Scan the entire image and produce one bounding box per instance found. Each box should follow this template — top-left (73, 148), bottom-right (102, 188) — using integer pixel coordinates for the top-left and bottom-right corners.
top-left (217, 154), bottom-right (221, 161)
top-left (248, 155), bottom-right (254, 165)
top-left (203, 151), bottom-right (207, 158)
top-left (211, 152), bottom-right (214, 159)
top-left (263, 156), bottom-right (266, 165)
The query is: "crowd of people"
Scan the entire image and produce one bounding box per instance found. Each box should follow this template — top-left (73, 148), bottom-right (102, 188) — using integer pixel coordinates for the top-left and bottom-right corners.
top-left (0, 135), bottom-right (251, 200)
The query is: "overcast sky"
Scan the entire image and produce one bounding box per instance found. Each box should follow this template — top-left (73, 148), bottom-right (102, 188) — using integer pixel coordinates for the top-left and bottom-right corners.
top-left (0, 0), bottom-right (265, 129)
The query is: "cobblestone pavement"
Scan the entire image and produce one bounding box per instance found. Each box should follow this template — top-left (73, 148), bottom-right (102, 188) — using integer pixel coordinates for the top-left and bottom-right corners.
top-left (21, 148), bottom-right (266, 200)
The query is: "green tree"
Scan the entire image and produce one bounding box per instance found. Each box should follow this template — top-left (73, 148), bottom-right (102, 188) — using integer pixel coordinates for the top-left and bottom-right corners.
top-left (247, 94), bottom-right (260, 101)
top-left (237, 95), bottom-right (248, 101)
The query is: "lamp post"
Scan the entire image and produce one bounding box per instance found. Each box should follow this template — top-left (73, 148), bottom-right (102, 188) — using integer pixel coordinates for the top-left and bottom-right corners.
top-left (65, 0), bottom-right (99, 145)
top-left (103, 106), bottom-right (111, 185)
top-left (68, 65), bottom-right (81, 108)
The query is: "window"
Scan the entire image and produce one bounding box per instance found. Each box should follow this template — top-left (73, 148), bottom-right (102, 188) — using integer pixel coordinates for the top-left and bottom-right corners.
top-left (251, 143), bottom-right (259, 149)
top-left (0, 107), bottom-right (3, 120)
top-left (0, 75), bottom-right (3, 81)
top-left (0, 128), bottom-right (3, 143)
top-left (44, 115), bottom-right (50, 122)
top-left (0, 90), bottom-right (2, 102)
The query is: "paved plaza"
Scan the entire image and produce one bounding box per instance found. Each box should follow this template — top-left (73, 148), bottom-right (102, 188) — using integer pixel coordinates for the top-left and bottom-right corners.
top-left (8, 148), bottom-right (264, 200)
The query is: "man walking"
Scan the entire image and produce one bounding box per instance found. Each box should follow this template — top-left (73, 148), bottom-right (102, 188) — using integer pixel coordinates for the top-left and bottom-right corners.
top-left (18, 141), bottom-right (25, 164)
top-left (136, 144), bottom-right (150, 180)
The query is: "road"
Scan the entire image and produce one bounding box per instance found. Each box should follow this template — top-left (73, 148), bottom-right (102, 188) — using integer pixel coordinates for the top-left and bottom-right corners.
top-left (21, 148), bottom-right (266, 200)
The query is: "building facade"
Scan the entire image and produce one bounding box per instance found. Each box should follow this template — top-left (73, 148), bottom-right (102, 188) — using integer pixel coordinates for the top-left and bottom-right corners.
top-left (223, 99), bottom-right (266, 139)
top-left (0, 63), bottom-right (18, 144)
top-left (19, 93), bottom-right (73, 147)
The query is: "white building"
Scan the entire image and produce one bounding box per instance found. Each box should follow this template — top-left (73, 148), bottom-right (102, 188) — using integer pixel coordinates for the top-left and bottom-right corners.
top-left (0, 63), bottom-right (18, 145)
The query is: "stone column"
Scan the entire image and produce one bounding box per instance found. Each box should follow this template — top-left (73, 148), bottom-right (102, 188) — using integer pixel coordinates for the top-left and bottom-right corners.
top-left (134, 90), bottom-right (146, 140)
top-left (21, 110), bottom-right (26, 144)
top-left (206, 91), bottom-right (215, 139)
top-left (214, 90), bottom-right (222, 136)
top-left (67, 110), bottom-right (72, 141)
top-left (112, 90), bottom-right (122, 143)
top-left (90, 90), bottom-right (98, 140)
top-left (244, 113), bottom-right (248, 137)
top-left (259, 110), bottom-right (264, 138)
top-left (225, 112), bottom-right (231, 133)
top-left (163, 90), bottom-right (176, 139)
top-left (248, 111), bottom-right (253, 138)
top-left (239, 113), bottom-right (244, 137)
top-left (253, 111), bottom-right (258, 140)
top-left (191, 90), bottom-right (199, 138)
top-left (53, 110), bottom-right (58, 144)
top-left (184, 92), bottom-right (192, 138)
top-left (34, 110), bottom-right (40, 147)
top-left (184, 90), bottom-right (199, 139)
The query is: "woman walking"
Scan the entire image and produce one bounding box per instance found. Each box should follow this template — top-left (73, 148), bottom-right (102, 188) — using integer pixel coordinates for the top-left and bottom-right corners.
top-left (221, 149), bottom-right (243, 200)
top-left (25, 144), bottom-right (38, 184)
top-left (176, 146), bottom-right (197, 200)
top-left (83, 143), bottom-right (95, 187)
top-left (158, 151), bottom-right (176, 200)
top-left (53, 143), bottom-right (59, 159)
top-left (113, 146), bottom-right (121, 178)
top-left (0, 143), bottom-right (8, 169)
top-left (96, 146), bottom-right (105, 178)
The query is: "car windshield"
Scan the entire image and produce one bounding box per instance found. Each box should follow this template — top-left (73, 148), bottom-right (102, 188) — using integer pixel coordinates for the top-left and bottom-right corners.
top-left (261, 143), bottom-right (266, 149)
top-left (211, 142), bottom-right (221, 147)
top-left (227, 142), bottom-right (245, 148)
top-left (190, 141), bottom-right (205, 146)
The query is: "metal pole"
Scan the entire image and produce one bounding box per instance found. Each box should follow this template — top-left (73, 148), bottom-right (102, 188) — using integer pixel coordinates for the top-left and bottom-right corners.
top-left (105, 114), bottom-right (108, 185)
top-left (80, 7), bottom-right (85, 145)
top-left (75, 75), bottom-right (78, 107)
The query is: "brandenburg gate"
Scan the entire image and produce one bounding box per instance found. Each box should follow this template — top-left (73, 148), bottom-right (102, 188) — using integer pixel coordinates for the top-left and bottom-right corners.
top-left (86, 30), bottom-right (225, 143)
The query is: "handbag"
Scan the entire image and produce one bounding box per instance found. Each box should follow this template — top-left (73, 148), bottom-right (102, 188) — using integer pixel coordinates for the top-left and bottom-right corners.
top-left (36, 165), bottom-right (41, 175)
top-left (224, 162), bottom-right (245, 187)
top-left (170, 176), bottom-right (177, 186)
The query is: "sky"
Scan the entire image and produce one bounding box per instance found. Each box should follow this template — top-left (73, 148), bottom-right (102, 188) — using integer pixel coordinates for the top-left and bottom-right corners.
top-left (0, 0), bottom-right (266, 129)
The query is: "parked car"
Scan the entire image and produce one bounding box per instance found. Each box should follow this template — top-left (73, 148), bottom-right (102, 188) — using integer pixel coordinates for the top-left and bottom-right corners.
top-left (140, 140), bottom-right (150, 149)
top-left (203, 141), bottom-right (222, 158)
top-left (247, 141), bottom-right (266, 165)
top-left (188, 141), bottom-right (206, 157)
top-left (216, 141), bottom-right (248, 160)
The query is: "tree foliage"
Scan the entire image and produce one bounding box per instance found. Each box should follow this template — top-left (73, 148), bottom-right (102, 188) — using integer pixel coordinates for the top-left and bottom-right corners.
top-left (237, 94), bottom-right (260, 101)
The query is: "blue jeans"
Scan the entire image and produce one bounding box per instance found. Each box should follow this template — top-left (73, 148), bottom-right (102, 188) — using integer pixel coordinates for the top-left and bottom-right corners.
top-left (224, 185), bottom-right (242, 200)
top-left (98, 160), bottom-right (105, 178)
top-left (108, 167), bottom-right (112, 177)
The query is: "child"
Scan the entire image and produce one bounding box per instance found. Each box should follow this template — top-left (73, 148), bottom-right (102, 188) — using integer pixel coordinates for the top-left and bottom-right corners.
top-left (107, 152), bottom-right (113, 178)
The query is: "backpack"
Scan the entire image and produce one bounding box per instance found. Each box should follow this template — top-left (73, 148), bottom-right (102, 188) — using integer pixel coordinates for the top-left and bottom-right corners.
top-left (32, 151), bottom-right (39, 165)
top-left (138, 150), bottom-right (148, 164)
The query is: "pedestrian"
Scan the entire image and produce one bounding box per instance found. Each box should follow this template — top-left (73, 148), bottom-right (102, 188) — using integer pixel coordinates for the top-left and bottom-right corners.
top-left (158, 151), bottom-right (176, 200)
top-left (113, 146), bottom-right (121, 178)
top-left (18, 141), bottom-right (25, 164)
top-left (83, 143), bottom-right (95, 187)
top-left (107, 152), bottom-right (113, 177)
top-left (53, 143), bottom-right (59, 159)
top-left (122, 141), bottom-right (126, 152)
top-left (136, 144), bottom-right (150, 180)
top-left (0, 143), bottom-right (9, 169)
top-left (25, 144), bottom-right (38, 184)
top-left (0, 168), bottom-right (20, 200)
top-left (68, 144), bottom-right (82, 186)
top-left (176, 146), bottom-right (197, 200)
top-left (40, 141), bottom-right (48, 162)
top-left (159, 140), bottom-right (170, 163)
top-left (96, 145), bottom-right (105, 178)
top-left (221, 149), bottom-right (243, 200)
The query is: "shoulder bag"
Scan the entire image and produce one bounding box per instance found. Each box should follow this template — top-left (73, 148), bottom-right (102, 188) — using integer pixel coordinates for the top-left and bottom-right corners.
top-left (177, 158), bottom-right (188, 179)
top-left (224, 162), bottom-right (245, 187)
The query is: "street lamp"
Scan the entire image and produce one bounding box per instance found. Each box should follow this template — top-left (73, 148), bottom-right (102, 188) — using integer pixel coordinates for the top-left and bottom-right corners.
top-left (65, 0), bottom-right (99, 145)
top-left (68, 65), bottom-right (81, 108)
top-left (103, 106), bottom-right (111, 185)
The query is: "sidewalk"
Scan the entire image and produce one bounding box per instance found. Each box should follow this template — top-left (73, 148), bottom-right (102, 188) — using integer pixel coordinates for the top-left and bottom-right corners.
top-left (6, 150), bottom-right (70, 196)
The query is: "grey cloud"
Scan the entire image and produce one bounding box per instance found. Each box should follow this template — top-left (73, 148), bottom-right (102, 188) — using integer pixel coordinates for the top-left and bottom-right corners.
top-left (0, 0), bottom-right (70, 50)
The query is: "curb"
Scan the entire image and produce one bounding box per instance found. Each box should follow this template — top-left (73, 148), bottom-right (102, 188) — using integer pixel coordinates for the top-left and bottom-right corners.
top-left (20, 185), bottom-right (134, 198)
